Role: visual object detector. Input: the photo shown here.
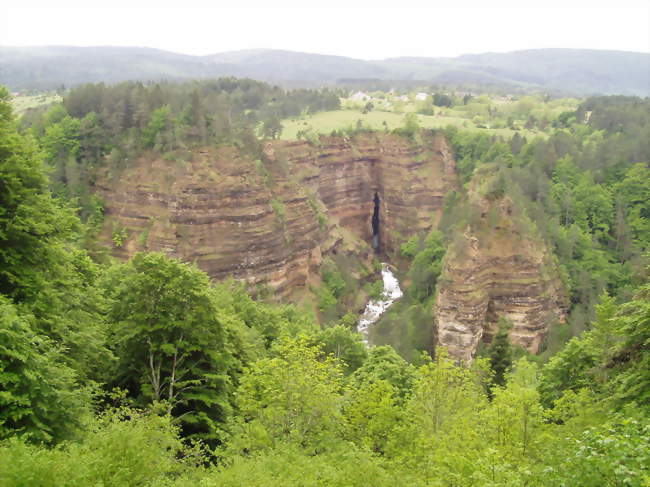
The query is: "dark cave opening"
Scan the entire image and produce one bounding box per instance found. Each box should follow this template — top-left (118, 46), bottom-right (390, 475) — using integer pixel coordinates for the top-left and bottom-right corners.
top-left (372, 192), bottom-right (380, 253)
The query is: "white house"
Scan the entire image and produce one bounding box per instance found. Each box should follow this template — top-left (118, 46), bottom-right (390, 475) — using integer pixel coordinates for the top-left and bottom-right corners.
top-left (415, 92), bottom-right (429, 101)
top-left (350, 91), bottom-right (371, 102)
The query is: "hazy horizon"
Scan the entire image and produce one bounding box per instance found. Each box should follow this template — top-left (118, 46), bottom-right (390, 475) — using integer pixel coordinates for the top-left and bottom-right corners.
top-left (2, 0), bottom-right (649, 60)
top-left (3, 44), bottom-right (649, 61)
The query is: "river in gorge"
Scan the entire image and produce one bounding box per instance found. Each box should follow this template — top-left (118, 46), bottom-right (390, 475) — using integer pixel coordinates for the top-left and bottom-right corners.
top-left (357, 263), bottom-right (403, 344)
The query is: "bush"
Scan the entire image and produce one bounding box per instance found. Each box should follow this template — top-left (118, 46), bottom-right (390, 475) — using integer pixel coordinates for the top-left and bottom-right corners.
top-left (0, 409), bottom-right (198, 486)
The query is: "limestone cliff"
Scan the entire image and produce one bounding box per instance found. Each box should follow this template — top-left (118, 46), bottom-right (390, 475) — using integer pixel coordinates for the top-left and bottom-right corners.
top-left (97, 132), bottom-right (457, 297)
top-left (435, 166), bottom-right (568, 362)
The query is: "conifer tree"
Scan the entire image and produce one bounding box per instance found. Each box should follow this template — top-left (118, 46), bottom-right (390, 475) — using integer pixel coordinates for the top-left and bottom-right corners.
top-left (489, 317), bottom-right (514, 387)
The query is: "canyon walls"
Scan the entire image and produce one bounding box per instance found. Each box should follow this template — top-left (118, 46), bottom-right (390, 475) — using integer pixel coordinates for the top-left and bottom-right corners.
top-left (97, 134), bottom-right (566, 361)
top-left (97, 132), bottom-right (456, 296)
top-left (435, 166), bottom-right (568, 362)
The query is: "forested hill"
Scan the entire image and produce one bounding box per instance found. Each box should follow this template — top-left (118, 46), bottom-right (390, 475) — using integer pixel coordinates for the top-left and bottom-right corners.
top-left (1, 77), bottom-right (650, 484)
top-left (2, 46), bottom-right (648, 95)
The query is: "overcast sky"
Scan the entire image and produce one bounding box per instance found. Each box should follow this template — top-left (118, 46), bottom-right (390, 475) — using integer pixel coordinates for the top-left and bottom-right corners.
top-left (2, 0), bottom-right (649, 59)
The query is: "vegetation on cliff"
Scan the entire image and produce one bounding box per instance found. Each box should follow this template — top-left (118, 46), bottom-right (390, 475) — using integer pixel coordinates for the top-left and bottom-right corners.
top-left (1, 83), bottom-right (649, 485)
top-left (19, 79), bottom-right (340, 217)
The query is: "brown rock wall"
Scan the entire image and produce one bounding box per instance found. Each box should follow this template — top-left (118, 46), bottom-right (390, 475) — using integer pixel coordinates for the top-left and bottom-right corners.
top-left (435, 172), bottom-right (567, 362)
top-left (98, 133), bottom-right (457, 296)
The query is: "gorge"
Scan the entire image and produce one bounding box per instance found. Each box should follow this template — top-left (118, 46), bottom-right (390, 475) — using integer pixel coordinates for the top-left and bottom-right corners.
top-left (98, 132), bottom-right (566, 360)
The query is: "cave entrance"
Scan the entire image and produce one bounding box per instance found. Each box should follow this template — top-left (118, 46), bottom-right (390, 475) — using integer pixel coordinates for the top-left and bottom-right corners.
top-left (372, 192), bottom-right (380, 253)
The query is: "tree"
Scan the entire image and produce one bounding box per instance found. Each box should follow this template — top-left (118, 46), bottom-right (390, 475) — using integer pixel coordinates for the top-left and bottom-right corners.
top-left (485, 359), bottom-right (544, 458)
top-left (0, 408), bottom-right (198, 485)
top-left (401, 112), bottom-right (420, 137)
top-left (433, 93), bottom-right (453, 108)
top-left (0, 296), bottom-right (91, 444)
top-left (607, 283), bottom-right (650, 407)
top-left (229, 337), bottom-right (343, 452)
top-left (78, 111), bottom-right (106, 166)
top-left (538, 333), bottom-right (599, 408)
top-left (351, 346), bottom-right (414, 400)
top-left (261, 116), bottom-right (283, 139)
top-left (613, 163), bottom-right (650, 249)
top-left (0, 87), bottom-right (78, 302)
top-left (315, 325), bottom-right (367, 374)
top-left (407, 348), bottom-right (486, 437)
top-left (488, 317), bottom-right (514, 388)
top-left (142, 105), bottom-right (175, 150)
top-left (103, 252), bottom-right (235, 442)
top-left (409, 230), bottom-right (445, 302)
top-left (0, 86), bottom-right (108, 382)
top-left (343, 379), bottom-right (401, 453)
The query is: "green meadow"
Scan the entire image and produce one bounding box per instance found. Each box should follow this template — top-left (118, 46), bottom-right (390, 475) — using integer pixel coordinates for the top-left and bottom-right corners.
top-left (281, 109), bottom-right (542, 140)
top-left (10, 93), bottom-right (62, 114)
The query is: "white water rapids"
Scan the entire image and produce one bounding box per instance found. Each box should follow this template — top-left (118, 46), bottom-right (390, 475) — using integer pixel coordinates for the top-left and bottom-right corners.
top-left (357, 263), bottom-right (403, 343)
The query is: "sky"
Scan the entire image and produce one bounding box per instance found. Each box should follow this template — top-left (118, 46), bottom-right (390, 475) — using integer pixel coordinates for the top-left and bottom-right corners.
top-left (1, 0), bottom-right (649, 59)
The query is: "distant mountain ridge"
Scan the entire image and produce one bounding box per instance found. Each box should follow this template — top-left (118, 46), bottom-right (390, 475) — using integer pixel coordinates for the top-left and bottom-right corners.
top-left (1, 46), bottom-right (648, 95)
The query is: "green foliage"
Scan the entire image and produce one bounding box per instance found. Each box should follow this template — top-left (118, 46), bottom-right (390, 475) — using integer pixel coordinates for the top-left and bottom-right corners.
top-left (269, 198), bottom-right (286, 223)
top-left (343, 379), bottom-right (402, 454)
top-left (261, 116), bottom-right (283, 139)
top-left (0, 408), bottom-right (199, 486)
top-left (321, 259), bottom-right (346, 298)
top-left (409, 229), bottom-right (446, 302)
top-left (227, 337), bottom-right (343, 453)
top-left (315, 285), bottom-right (337, 315)
top-left (307, 195), bottom-right (327, 230)
top-left (544, 414), bottom-right (650, 487)
top-left (0, 296), bottom-right (91, 444)
top-left (1, 84), bottom-right (650, 485)
top-left (373, 228), bottom-right (443, 359)
top-left (405, 349), bottom-right (487, 439)
top-left (488, 317), bottom-right (514, 387)
top-left (485, 359), bottom-right (545, 457)
top-left (103, 253), bottom-right (235, 443)
top-left (314, 257), bottom-right (357, 321)
top-left (212, 280), bottom-right (315, 348)
top-left (613, 163), bottom-right (650, 249)
top-left (539, 333), bottom-right (599, 408)
top-left (0, 87), bottom-right (78, 303)
top-left (539, 283), bottom-right (650, 410)
top-left (607, 283), bottom-right (650, 407)
top-left (364, 278), bottom-right (384, 300)
top-left (200, 444), bottom-right (402, 487)
top-left (0, 86), bottom-right (109, 387)
top-left (399, 234), bottom-right (420, 259)
top-left (351, 346), bottom-right (414, 400)
top-left (397, 112), bottom-right (420, 138)
top-left (111, 223), bottom-right (128, 248)
top-left (371, 299), bottom-right (435, 361)
top-left (447, 96), bottom-right (650, 342)
top-left (315, 325), bottom-right (367, 374)
top-left (143, 105), bottom-right (177, 151)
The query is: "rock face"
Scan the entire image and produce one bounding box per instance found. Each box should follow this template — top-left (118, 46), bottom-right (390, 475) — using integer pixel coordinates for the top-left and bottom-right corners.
top-left (97, 132), bottom-right (457, 296)
top-left (98, 135), bottom-right (565, 359)
top-left (270, 132), bottom-right (457, 254)
top-left (435, 168), bottom-right (568, 362)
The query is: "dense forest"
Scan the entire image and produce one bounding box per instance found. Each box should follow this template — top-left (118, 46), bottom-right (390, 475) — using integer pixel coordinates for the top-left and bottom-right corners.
top-left (1, 80), bottom-right (649, 486)
top-left (346, 95), bottom-right (649, 364)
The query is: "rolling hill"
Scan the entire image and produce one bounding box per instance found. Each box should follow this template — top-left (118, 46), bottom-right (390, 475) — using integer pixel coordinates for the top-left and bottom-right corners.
top-left (1, 46), bottom-right (648, 95)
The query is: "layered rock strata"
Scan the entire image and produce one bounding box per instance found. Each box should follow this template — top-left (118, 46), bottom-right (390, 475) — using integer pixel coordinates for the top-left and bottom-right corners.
top-left (98, 133), bottom-right (457, 295)
top-left (269, 132), bottom-right (457, 254)
top-left (435, 169), bottom-right (567, 362)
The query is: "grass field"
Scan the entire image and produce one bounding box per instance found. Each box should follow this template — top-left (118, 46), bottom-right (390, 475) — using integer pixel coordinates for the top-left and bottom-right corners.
top-left (10, 94), bottom-right (61, 114)
top-left (280, 109), bottom-right (542, 141)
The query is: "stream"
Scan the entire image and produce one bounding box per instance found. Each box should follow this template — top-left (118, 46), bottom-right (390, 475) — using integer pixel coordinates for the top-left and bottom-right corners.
top-left (357, 263), bottom-right (403, 344)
